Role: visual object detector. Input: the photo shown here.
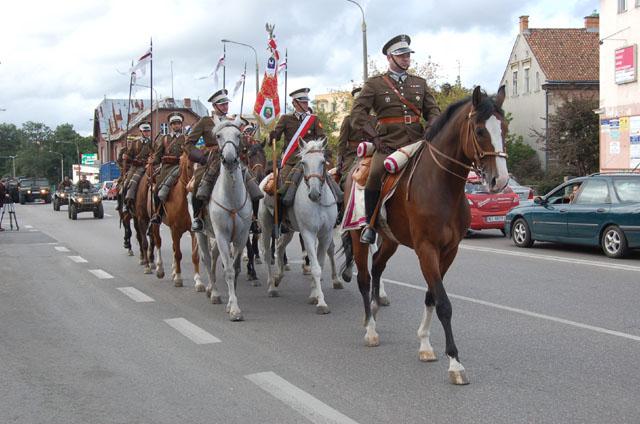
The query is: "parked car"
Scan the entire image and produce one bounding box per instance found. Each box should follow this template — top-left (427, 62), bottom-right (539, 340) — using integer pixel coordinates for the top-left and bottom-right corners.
top-left (68, 187), bottom-right (104, 220)
top-left (18, 177), bottom-right (51, 204)
top-left (508, 175), bottom-right (535, 201)
top-left (99, 180), bottom-right (114, 199)
top-left (106, 184), bottom-right (118, 200)
top-left (505, 173), bottom-right (640, 258)
top-left (466, 172), bottom-right (520, 234)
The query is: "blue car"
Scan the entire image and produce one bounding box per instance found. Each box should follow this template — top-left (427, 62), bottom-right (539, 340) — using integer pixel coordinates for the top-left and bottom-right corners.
top-left (505, 173), bottom-right (640, 258)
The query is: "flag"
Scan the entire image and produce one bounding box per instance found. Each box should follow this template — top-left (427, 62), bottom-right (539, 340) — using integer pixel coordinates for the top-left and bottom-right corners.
top-left (130, 48), bottom-right (152, 78)
top-left (277, 60), bottom-right (287, 75)
top-left (232, 71), bottom-right (245, 98)
top-left (213, 53), bottom-right (225, 88)
top-left (253, 31), bottom-right (281, 126)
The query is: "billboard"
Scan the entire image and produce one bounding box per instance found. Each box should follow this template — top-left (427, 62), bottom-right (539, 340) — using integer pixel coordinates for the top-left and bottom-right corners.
top-left (615, 45), bottom-right (637, 85)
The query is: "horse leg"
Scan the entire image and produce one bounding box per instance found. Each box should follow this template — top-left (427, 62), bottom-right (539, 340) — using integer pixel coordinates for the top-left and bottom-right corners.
top-left (197, 233), bottom-right (216, 298)
top-left (133, 219), bottom-right (145, 265)
top-left (274, 232), bottom-right (294, 288)
top-left (209, 240), bottom-right (222, 304)
top-left (351, 231), bottom-right (377, 347)
top-left (171, 227), bottom-right (183, 286)
top-left (153, 225), bottom-right (164, 279)
top-left (370, 238), bottom-right (398, 323)
top-left (191, 232), bottom-right (205, 292)
top-left (415, 242), bottom-right (468, 385)
top-left (123, 217), bottom-right (134, 256)
top-left (303, 230), bottom-right (330, 315)
top-left (379, 275), bottom-right (390, 306)
top-left (327, 239), bottom-right (343, 290)
top-left (253, 233), bottom-right (262, 264)
top-left (246, 238), bottom-right (259, 284)
top-left (141, 222), bottom-right (152, 274)
top-left (417, 291), bottom-right (437, 362)
top-left (300, 233), bottom-right (311, 275)
top-left (218, 239), bottom-right (242, 321)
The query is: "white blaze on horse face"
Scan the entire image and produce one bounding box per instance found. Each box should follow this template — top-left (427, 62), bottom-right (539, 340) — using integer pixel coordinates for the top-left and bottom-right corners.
top-left (486, 115), bottom-right (509, 188)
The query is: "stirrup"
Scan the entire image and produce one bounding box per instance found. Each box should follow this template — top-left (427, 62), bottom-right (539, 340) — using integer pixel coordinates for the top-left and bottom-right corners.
top-left (360, 226), bottom-right (377, 244)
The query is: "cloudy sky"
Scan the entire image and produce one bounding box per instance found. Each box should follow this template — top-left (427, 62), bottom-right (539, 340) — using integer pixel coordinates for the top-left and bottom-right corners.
top-left (1, 0), bottom-right (598, 136)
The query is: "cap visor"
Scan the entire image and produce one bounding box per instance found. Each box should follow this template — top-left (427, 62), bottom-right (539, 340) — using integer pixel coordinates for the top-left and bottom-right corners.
top-left (391, 47), bottom-right (414, 55)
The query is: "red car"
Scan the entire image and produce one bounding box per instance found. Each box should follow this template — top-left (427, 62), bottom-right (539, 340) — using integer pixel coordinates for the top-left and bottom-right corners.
top-left (465, 172), bottom-right (519, 234)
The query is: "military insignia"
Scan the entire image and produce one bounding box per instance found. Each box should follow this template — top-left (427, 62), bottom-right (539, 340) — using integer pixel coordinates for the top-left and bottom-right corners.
top-left (385, 96), bottom-right (391, 103)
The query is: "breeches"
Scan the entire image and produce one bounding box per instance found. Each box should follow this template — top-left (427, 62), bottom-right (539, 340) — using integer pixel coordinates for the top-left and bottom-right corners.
top-left (194, 159), bottom-right (220, 200)
top-left (364, 151), bottom-right (387, 191)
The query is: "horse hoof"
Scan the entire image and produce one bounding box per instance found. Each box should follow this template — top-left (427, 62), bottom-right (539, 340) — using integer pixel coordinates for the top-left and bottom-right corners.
top-left (144, 267), bottom-right (152, 275)
top-left (302, 265), bottom-right (311, 275)
top-left (156, 270), bottom-right (165, 279)
top-left (211, 296), bottom-right (222, 304)
top-left (128, 250), bottom-right (134, 256)
top-left (307, 296), bottom-right (318, 305)
top-left (174, 279), bottom-right (183, 288)
top-left (364, 334), bottom-right (380, 347)
top-left (316, 305), bottom-right (330, 315)
top-left (284, 264), bottom-right (291, 271)
top-left (449, 369), bottom-right (470, 385)
top-left (419, 350), bottom-right (438, 362)
top-left (268, 290), bottom-right (279, 297)
top-left (255, 257), bottom-right (262, 264)
top-left (250, 280), bottom-right (262, 287)
top-left (139, 260), bottom-right (145, 266)
top-left (379, 296), bottom-right (391, 306)
top-left (341, 270), bottom-right (352, 283)
top-left (229, 312), bottom-right (244, 322)
top-left (332, 281), bottom-right (344, 290)
top-left (195, 283), bottom-right (206, 292)
top-left (247, 273), bottom-right (257, 281)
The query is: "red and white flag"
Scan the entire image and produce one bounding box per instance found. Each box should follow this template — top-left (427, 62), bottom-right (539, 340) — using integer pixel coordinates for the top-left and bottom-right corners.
top-left (253, 31), bottom-right (281, 126)
top-left (232, 70), bottom-right (246, 98)
top-left (130, 48), bottom-right (152, 78)
top-left (281, 114), bottom-right (316, 167)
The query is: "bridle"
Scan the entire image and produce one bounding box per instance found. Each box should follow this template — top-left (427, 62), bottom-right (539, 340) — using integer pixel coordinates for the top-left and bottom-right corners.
top-left (301, 149), bottom-right (326, 187)
top-left (427, 109), bottom-right (508, 182)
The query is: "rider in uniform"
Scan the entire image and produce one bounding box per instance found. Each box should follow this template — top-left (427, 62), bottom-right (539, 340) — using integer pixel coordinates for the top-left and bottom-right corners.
top-left (115, 136), bottom-right (134, 212)
top-left (270, 88), bottom-right (325, 230)
top-left (58, 176), bottom-right (73, 191)
top-left (351, 34), bottom-right (441, 244)
top-left (150, 112), bottom-right (186, 224)
top-left (76, 174), bottom-right (93, 192)
top-left (336, 86), bottom-right (377, 188)
top-left (123, 121), bottom-right (154, 212)
top-left (183, 89), bottom-right (229, 232)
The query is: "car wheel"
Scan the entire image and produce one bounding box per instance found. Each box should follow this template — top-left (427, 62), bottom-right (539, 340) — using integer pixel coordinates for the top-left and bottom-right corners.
top-left (53, 199), bottom-right (59, 211)
top-left (19, 193), bottom-right (25, 205)
top-left (94, 204), bottom-right (104, 219)
top-left (71, 204), bottom-right (77, 220)
top-left (512, 218), bottom-right (534, 248)
top-left (601, 225), bottom-right (629, 259)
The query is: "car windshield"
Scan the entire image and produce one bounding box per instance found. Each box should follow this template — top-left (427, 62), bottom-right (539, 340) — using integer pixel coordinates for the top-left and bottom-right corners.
top-left (465, 183), bottom-right (490, 194)
top-left (508, 177), bottom-right (523, 188)
top-left (21, 179), bottom-right (33, 186)
top-left (36, 179), bottom-right (49, 186)
top-left (613, 178), bottom-right (640, 203)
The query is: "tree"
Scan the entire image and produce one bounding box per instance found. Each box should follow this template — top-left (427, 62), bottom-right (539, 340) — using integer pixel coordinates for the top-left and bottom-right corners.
top-left (0, 123), bottom-right (21, 177)
top-left (537, 97), bottom-right (599, 176)
top-left (434, 81), bottom-right (472, 111)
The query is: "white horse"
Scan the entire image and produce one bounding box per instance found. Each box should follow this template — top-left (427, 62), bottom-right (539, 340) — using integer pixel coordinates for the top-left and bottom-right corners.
top-left (192, 116), bottom-right (252, 321)
top-left (259, 138), bottom-right (341, 314)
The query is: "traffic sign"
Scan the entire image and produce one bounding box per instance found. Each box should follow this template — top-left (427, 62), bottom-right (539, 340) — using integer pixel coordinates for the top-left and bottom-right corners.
top-left (81, 153), bottom-right (97, 165)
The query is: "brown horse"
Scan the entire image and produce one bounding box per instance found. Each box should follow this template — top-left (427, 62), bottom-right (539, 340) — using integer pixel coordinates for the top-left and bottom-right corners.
top-left (159, 153), bottom-right (202, 288)
top-left (243, 142), bottom-right (267, 283)
top-left (344, 86), bottom-right (508, 385)
top-left (132, 166), bottom-right (164, 278)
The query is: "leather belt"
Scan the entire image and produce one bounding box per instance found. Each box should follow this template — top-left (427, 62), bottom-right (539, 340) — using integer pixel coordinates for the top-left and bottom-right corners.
top-left (161, 156), bottom-right (179, 165)
top-left (378, 115), bottom-right (420, 125)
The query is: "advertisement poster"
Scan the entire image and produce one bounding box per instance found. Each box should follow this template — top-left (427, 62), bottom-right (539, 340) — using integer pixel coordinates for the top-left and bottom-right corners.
top-left (609, 141), bottom-right (620, 155)
top-left (600, 119), bottom-right (610, 134)
top-left (615, 45), bottom-right (637, 84)
top-left (610, 118), bottom-right (620, 140)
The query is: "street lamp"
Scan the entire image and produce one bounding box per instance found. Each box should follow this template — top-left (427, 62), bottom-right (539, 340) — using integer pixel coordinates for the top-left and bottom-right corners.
top-left (346, 0), bottom-right (368, 82)
top-left (0, 155), bottom-right (17, 177)
top-left (56, 140), bottom-right (80, 166)
top-left (221, 39), bottom-right (260, 96)
top-left (49, 151), bottom-right (64, 181)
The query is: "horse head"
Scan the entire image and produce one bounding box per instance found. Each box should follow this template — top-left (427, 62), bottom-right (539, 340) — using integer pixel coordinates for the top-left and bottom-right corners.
top-left (213, 115), bottom-right (243, 171)
top-left (298, 137), bottom-right (327, 203)
top-left (464, 85), bottom-right (509, 193)
top-left (246, 143), bottom-right (267, 182)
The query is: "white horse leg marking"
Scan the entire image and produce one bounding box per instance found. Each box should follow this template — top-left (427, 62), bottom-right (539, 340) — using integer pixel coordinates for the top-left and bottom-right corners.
top-left (447, 356), bottom-right (469, 385)
top-left (209, 239), bottom-right (222, 304)
top-left (364, 316), bottom-right (379, 347)
top-left (417, 305), bottom-right (437, 362)
top-left (218, 236), bottom-right (242, 321)
top-left (328, 239), bottom-right (343, 289)
top-left (378, 278), bottom-right (390, 306)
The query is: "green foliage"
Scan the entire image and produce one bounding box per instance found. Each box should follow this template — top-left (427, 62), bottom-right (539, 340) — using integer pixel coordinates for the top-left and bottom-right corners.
top-left (434, 82), bottom-right (472, 111)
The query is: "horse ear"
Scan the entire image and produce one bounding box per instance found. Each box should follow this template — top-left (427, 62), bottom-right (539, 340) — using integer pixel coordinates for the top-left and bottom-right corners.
top-left (321, 137), bottom-right (328, 150)
top-left (495, 85), bottom-right (506, 109)
top-left (233, 115), bottom-right (243, 129)
top-left (472, 86), bottom-right (482, 109)
top-left (299, 137), bottom-right (307, 150)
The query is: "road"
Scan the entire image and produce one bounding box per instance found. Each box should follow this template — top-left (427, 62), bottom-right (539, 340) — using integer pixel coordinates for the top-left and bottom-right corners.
top-left (1, 201), bottom-right (640, 423)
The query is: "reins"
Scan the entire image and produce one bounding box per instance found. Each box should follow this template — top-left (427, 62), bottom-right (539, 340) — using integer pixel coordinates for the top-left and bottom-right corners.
top-left (212, 191), bottom-right (250, 240)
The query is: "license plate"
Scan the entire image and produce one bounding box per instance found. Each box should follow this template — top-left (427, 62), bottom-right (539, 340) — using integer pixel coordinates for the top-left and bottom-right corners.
top-left (486, 216), bottom-right (505, 222)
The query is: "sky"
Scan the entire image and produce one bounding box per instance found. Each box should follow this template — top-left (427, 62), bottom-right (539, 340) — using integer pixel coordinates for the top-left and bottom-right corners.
top-left (0, 0), bottom-right (599, 136)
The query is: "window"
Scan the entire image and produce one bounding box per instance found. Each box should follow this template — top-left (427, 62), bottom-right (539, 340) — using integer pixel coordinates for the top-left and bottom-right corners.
top-left (512, 71), bottom-right (518, 96)
top-left (160, 123), bottom-right (169, 135)
top-left (613, 178), bottom-right (640, 202)
top-left (524, 68), bottom-right (530, 93)
top-left (618, 0), bottom-right (627, 12)
top-left (576, 180), bottom-right (610, 204)
top-left (331, 102), bottom-right (337, 113)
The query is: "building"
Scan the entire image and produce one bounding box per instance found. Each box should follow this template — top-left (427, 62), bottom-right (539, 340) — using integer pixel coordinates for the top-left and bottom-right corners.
top-left (92, 97), bottom-right (208, 164)
top-left (314, 91), bottom-right (352, 136)
top-left (500, 14), bottom-right (600, 170)
top-left (597, 0), bottom-right (640, 171)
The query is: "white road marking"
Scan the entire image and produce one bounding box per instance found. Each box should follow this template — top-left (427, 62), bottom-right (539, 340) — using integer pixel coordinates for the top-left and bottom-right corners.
top-left (54, 246), bottom-right (70, 252)
top-left (29, 229), bottom-right (38, 232)
top-left (24, 225), bottom-right (33, 229)
top-left (164, 318), bottom-right (221, 344)
top-left (382, 278), bottom-right (640, 343)
top-left (459, 244), bottom-right (640, 273)
top-left (88, 269), bottom-right (113, 279)
top-left (245, 371), bottom-right (360, 424)
top-left (117, 287), bottom-right (154, 302)
top-left (68, 255), bottom-right (88, 263)
top-left (104, 213), bottom-right (112, 217)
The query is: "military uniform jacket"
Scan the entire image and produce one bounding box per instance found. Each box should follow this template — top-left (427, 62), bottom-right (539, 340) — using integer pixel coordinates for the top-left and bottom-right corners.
top-left (351, 72), bottom-right (440, 150)
top-left (154, 133), bottom-right (186, 166)
top-left (338, 113), bottom-right (377, 161)
top-left (76, 180), bottom-right (93, 191)
top-left (116, 146), bottom-right (129, 171)
top-left (270, 113), bottom-right (325, 165)
top-left (129, 137), bottom-right (153, 166)
top-left (184, 116), bottom-right (218, 157)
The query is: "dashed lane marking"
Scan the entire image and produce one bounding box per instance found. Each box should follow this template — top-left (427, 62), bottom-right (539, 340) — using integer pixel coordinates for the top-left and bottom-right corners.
top-left (164, 318), bottom-right (221, 344)
top-left (382, 278), bottom-right (640, 343)
top-left (245, 371), bottom-right (360, 424)
top-left (68, 255), bottom-right (88, 263)
top-left (54, 246), bottom-right (70, 252)
top-left (117, 287), bottom-right (154, 302)
top-left (104, 213), bottom-right (112, 217)
top-left (88, 269), bottom-right (114, 279)
top-left (24, 225), bottom-right (33, 229)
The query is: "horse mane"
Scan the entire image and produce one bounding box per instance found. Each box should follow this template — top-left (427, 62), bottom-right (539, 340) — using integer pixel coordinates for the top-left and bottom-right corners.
top-left (424, 91), bottom-right (504, 141)
top-left (298, 138), bottom-right (325, 157)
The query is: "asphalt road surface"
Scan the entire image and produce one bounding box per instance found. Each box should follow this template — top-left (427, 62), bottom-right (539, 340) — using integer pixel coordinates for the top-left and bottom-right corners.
top-left (1, 201), bottom-right (639, 424)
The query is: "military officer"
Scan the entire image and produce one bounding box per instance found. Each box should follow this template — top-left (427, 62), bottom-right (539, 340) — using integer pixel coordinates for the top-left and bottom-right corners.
top-left (269, 88), bottom-right (325, 228)
top-left (115, 136), bottom-right (134, 212)
top-left (58, 176), bottom-right (73, 191)
top-left (336, 86), bottom-right (377, 188)
top-left (76, 174), bottom-right (93, 192)
top-left (124, 121), bottom-right (154, 211)
top-left (351, 34), bottom-right (441, 244)
top-left (150, 112), bottom-right (186, 224)
top-left (184, 88), bottom-right (230, 232)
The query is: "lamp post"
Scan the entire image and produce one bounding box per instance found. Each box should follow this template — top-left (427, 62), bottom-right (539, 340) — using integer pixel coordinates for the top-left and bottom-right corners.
top-left (49, 151), bottom-right (64, 181)
top-left (56, 140), bottom-right (81, 166)
top-left (346, 0), bottom-right (368, 82)
top-left (0, 155), bottom-right (17, 177)
top-left (221, 39), bottom-right (260, 95)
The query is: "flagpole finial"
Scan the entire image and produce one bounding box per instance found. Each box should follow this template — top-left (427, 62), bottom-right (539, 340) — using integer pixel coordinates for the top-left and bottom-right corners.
top-left (266, 23), bottom-right (275, 38)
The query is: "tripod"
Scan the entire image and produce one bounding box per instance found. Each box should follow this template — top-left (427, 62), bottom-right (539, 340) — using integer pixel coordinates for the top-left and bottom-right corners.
top-left (0, 198), bottom-right (19, 231)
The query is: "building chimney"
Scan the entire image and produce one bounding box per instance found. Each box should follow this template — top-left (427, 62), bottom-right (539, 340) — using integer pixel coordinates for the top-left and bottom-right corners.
top-left (519, 15), bottom-right (529, 33)
top-left (584, 13), bottom-right (599, 33)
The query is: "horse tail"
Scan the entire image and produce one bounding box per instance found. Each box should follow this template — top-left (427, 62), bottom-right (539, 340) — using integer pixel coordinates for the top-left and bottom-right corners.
top-left (338, 231), bottom-right (353, 283)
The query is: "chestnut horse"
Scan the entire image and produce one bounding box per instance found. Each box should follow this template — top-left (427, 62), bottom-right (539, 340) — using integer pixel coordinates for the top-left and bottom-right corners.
top-left (158, 153), bottom-right (202, 289)
top-left (343, 86), bottom-right (508, 385)
top-left (132, 166), bottom-right (164, 278)
top-left (243, 142), bottom-right (267, 283)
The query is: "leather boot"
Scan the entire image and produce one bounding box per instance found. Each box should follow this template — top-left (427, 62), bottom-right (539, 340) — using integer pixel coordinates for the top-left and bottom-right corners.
top-left (360, 189), bottom-right (380, 244)
top-left (191, 197), bottom-right (204, 232)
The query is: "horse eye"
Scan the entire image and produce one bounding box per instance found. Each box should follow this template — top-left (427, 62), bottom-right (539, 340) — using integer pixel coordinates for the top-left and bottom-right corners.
top-left (475, 128), bottom-right (484, 136)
